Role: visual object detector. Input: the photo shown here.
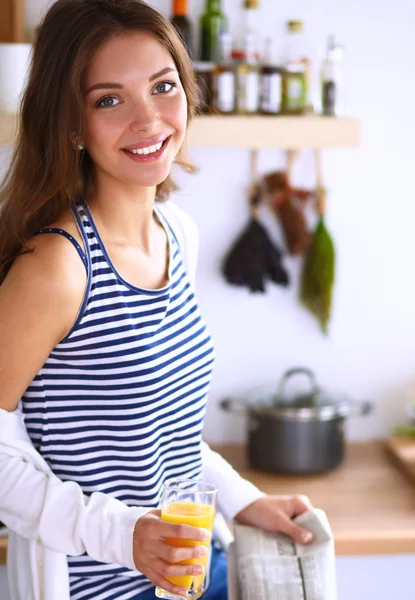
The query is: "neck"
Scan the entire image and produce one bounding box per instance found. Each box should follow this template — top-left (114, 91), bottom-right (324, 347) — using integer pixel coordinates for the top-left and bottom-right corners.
top-left (205, 0), bottom-right (222, 12)
top-left (86, 171), bottom-right (158, 252)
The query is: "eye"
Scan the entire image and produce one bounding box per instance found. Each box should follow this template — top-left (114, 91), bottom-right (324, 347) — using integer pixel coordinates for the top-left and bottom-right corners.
top-left (153, 81), bottom-right (177, 95)
top-left (96, 96), bottom-right (120, 108)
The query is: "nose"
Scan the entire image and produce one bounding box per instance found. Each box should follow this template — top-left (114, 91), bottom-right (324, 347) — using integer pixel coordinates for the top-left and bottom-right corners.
top-left (129, 97), bottom-right (161, 133)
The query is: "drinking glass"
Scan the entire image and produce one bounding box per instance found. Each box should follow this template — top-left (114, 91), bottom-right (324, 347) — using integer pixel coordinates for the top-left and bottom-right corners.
top-left (155, 479), bottom-right (218, 600)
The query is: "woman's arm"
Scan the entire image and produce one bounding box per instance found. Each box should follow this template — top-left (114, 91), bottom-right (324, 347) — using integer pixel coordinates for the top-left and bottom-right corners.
top-left (0, 408), bottom-right (150, 568)
top-left (201, 441), bottom-right (314, 543)
top-left (201, 441), bottom-right (265, 522)
top-left (0, 236), bottom-right (149, 568)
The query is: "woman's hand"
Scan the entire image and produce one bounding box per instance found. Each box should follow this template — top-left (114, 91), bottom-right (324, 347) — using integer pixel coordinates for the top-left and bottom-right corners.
top-left (133, 509), bottom-right (211, 596)
top-left (234, 494), bottom-right (314, 544)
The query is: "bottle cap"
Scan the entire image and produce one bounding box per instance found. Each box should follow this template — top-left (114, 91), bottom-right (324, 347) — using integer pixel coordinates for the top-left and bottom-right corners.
top-left (287, 20), bottom-right (303, 33)
top-left (244, 0), bottom-right (259, 8)
top-left (173, 0), bottom-right (188, 16)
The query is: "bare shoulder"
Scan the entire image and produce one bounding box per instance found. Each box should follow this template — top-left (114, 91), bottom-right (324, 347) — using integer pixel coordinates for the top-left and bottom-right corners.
top-left (0, 225), bottom-right (88, 411)
top-left (1, 226), bottom-right (87, 341)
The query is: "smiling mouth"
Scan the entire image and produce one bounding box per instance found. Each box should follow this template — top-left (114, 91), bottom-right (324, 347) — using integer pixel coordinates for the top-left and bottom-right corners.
top-left (122, 136), bottom-right (170, 156)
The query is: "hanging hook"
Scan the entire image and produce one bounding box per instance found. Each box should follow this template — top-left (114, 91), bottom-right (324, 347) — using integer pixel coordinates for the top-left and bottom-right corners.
top-left (314, 149), bottom-right (326, 217)
top-left (249, 149), bottom-right (260, 218)
top-left (250, 148), bottom-right (259, 183)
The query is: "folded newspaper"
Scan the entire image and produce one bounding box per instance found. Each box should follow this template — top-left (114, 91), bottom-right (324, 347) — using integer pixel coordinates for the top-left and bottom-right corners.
top-left (224, 509), bottom-right (337, 600)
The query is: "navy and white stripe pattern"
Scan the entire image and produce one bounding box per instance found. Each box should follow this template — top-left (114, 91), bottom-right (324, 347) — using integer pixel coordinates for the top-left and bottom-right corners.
top-left (21, 199), bottom-right (215, 600)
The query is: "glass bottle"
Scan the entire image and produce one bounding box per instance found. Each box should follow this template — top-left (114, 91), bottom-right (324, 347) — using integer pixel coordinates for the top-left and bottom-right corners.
top-left (321, 35), bottom-right (345, 116)
top-left (213, 32), bottom-right (235, 114)
top-left (281, 20), bottom-right (309, 115)
top-left (237, 0), bottom-right (262, 62)
top-left (260, 37), bottom-right (283, 115)
top-left (236, 34), bottom-right (260, 115)
top-left (193, 61), bottom-right (215, 114)
top-left (200, 0), bottom-right (228, 62)
top-left (171, 0), bottom-right (192, 56)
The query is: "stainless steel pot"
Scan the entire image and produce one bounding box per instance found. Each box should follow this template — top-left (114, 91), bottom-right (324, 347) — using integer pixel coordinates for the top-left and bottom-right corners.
top-left (220, 367), bottom-right (373, 474)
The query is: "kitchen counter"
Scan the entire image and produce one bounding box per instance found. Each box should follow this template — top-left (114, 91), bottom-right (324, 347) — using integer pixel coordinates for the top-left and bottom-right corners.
top-left (0, 442), bottom-right (414, 565)
top-left (212, 442), bottom-right (415, 556)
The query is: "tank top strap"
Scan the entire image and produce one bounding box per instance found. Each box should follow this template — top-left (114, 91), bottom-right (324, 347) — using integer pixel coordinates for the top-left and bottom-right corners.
top-left (34, 227), bottom-right (88, 272)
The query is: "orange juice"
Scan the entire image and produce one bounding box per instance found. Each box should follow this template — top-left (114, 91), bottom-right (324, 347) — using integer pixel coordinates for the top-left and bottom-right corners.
top-left (161, 501), bottom-right (215, 590)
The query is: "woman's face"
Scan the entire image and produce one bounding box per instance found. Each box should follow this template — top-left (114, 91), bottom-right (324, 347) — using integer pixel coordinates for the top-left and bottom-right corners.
top-left (84, 31), bottom-right (187, 191)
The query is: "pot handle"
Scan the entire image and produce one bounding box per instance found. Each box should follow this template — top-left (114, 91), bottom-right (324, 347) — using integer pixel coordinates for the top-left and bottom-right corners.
top-left (220, 397), bottom-right (247, 416)
top-left (348, 399), bottom-right (374, 417)
top-left (278, 367), bottom-right (319, 399)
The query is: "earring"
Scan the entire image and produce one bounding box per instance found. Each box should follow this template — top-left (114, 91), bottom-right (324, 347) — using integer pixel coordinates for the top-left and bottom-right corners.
top-left (77, 143), bottom-right (84, 151)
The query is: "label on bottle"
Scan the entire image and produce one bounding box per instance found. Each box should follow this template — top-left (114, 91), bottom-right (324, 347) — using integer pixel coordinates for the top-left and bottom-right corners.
top-left (216, 72), bottom-right (235, 113)
top-left (323, 80), bottom-right (336, 116)
top-left (260, 72), bottom-right (282, 113)
top-left (245, 72), bottom-right (259, 113)
top-left (284, 72), bottom-right (306, 111)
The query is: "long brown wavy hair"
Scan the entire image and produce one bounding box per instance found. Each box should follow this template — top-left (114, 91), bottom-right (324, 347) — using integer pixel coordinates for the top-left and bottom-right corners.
top-left (0, 0), bottom-right (200, 284)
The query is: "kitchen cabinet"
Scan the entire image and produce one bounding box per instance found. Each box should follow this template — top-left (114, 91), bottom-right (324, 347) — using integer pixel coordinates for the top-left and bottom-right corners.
top-left (0, 0), bottom-right (26, 43)
top-left (0, 113), bottom-right (361, 149)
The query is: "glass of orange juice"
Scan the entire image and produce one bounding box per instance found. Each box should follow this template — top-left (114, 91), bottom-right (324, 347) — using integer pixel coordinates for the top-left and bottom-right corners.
top-left (155, 479), bottom-right (218, 600)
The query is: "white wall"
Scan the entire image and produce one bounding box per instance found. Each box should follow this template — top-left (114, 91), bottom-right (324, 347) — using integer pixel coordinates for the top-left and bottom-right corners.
top-left (9, 0), bottom-right (415, 446)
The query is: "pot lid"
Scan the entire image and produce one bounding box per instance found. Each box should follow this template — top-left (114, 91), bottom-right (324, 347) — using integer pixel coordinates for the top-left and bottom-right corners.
top-left (248, 367), bottom-right (351, 421)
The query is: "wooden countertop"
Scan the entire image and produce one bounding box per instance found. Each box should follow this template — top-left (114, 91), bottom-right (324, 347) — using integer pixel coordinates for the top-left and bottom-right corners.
top-left (1, 442), bottom-right (414, 564)
top-left (212, 442), bottom-right (415, 556)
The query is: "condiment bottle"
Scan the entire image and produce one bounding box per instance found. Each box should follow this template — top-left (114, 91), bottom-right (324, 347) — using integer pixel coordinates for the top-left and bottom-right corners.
top-left (212, 32), bottom-right (235, 114)
top-left (281, 20), bottom-right (309, 115)
top-left (171, 0), bottom-right (192, 56)
top-left (236, 34), bottom-right (260, 114)
top-left (321, 35), bottom-right (345, 116)
top-left (193, 61), bottom-right (214, 114)
top-left (260, 38), bottom-right (282, 115)
top-left (237, 0), bottom-right (262, 62)
top-left (200, 0), bottom-right (228, 62)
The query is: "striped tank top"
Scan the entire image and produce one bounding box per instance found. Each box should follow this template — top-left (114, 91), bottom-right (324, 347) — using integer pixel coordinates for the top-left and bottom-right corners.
top-left (20, 199), bottom-right (216, 600)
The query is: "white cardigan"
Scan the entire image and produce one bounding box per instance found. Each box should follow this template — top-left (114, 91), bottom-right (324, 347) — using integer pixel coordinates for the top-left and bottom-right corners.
top-left (0, 201), bottom-right (264, 600)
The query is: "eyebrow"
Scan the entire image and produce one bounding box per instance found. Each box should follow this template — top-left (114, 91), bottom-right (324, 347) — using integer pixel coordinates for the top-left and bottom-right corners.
top-left (85, 67), bottom-right (178, 95)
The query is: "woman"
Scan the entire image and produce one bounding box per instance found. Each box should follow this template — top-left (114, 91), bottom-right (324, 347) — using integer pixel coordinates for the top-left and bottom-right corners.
top-left (0, 1), bottom-right (313, 599)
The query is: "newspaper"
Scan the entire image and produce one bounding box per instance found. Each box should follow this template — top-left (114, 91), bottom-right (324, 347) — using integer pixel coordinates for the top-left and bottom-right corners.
top-left (226, 509), bottom-right (337, 600)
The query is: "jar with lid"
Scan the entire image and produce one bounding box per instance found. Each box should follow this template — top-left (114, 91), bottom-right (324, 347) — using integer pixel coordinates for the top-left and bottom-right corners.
top-left (281, 20), bottom-right (310, 115)
top-left (193, 61), bottom-right (214, 114)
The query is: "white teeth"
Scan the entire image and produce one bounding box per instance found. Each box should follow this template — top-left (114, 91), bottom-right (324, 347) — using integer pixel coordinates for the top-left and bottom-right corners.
top-left (128, 141), bottom-right (164, 155)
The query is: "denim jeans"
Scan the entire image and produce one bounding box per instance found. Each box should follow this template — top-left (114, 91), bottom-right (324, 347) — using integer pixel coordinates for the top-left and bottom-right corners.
top-left (135, 545), bottom-right (228, 600)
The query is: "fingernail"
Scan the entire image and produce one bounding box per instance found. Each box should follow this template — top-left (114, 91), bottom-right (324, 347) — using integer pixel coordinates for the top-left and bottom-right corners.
top-left (302, 531), bottom-right (313, 543)
top-left (201, 529), bottom-right (211, 540)
top-left (198, 546), bottom-right (209, 556)
top-left (177, 589), bottom-right (189, 596)
top-left (193, 565), bottom-right (204, 574)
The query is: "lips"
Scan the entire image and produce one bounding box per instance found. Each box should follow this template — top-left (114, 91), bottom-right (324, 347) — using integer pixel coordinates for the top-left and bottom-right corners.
top-left (121, 135), bottom-right (171, 163)
top-left (122, 134), bottom-right (170, 152)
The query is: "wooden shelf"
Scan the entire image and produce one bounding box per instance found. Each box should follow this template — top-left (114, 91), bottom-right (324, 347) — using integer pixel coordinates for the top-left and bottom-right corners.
top-left (186, 115), bottom-right (361, 149)
top-left (0, 536), bottom-right (6, 565)
top-left (0, 112), bottom-right (18, 147)
top-left (0, 113), bottom-right (361, 149)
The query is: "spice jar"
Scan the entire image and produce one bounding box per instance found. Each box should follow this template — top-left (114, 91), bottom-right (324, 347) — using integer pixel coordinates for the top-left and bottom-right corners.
top-left (193, 61), bottom-right (214, 114)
